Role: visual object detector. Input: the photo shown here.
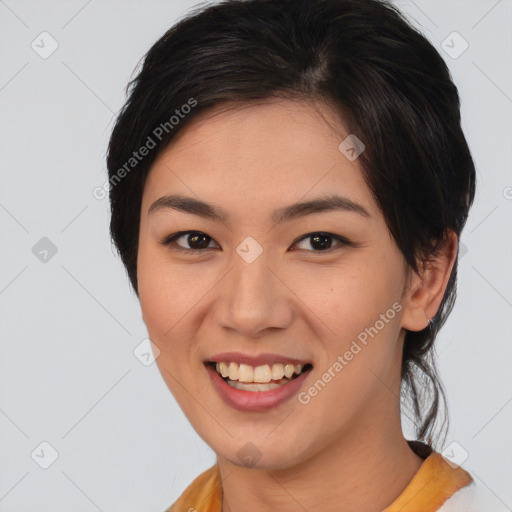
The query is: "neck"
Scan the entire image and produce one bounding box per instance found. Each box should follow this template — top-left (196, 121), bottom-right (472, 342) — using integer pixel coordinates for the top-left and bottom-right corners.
top-left (216, 419), bottom-right (424, 512)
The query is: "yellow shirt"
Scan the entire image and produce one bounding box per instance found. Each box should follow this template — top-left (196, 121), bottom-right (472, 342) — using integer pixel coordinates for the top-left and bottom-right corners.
top-left (167, 441), bottom-right (472, 512)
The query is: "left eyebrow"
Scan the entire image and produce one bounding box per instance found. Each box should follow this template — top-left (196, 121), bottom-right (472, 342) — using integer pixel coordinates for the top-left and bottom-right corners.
top-left (271, 194), bottom-right (372, 223)
top-left (147, 193), bottom-right (372, 223)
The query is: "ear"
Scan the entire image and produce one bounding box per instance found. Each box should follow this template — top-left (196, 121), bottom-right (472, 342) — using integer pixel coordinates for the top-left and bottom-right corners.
top-left (401, 230), bottom-right (459, 332)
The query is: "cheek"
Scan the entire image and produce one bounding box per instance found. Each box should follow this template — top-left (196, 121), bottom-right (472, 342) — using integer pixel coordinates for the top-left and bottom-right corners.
top-left (137, 246), bottom-right (186, 378)
top-left (138, 273), bottom-right (172, 335)
top-left (299, 257), bottom-right (404, 390)
top-left (137, 241), bottom-right (184, 331)
top-left (299, 259), bottom-right (396, 338)
top-left (137, 243), bottom-right (209, 380)
top-left (137, 251), bottom-right (201, 414)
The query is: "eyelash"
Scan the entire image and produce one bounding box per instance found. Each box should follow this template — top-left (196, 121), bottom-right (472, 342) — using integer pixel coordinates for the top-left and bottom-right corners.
top-left (160, 230), bottom-right (354, 256)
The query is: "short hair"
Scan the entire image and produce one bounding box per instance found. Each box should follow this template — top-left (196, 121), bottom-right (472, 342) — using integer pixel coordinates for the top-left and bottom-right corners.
top-left (106, 0), bottom-right (476, 448)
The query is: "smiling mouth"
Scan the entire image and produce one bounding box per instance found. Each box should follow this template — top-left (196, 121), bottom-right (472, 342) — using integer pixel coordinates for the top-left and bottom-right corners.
top-left (205, 361), bottom-right (313, 392)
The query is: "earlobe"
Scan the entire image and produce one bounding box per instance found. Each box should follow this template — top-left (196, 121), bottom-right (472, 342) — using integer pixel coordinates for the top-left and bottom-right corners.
top-left (400, 230), bottom-right (458, 332)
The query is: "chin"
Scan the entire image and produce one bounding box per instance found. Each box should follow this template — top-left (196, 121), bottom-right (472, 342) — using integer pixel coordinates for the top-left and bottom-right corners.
top-left (212, 433), bottom-right (311, 471)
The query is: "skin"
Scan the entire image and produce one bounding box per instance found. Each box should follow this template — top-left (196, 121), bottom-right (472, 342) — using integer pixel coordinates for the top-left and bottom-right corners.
top-left (137, 99), bottom-right (458, 512)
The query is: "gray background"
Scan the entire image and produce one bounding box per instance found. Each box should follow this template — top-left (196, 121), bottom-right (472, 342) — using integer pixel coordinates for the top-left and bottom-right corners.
top-left (1, 0), bottom-right (511, 510)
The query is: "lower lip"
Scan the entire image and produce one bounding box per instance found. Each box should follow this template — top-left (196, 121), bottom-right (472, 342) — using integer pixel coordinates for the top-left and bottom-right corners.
top-left (205, 364), bottom-right (312, 412)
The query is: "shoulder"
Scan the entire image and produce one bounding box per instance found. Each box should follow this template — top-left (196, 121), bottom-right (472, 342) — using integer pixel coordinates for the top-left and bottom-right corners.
top-left (437, 478), bottom-right (509, 512)
top-left (165, 464), bottom-right (222, 512)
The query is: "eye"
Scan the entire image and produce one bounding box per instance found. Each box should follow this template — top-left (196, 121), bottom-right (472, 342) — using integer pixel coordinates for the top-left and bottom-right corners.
top-left (160, 230), bottom-right (352, 255)
top-left (160, 231), bottom-right (218, 254)
top-left (290, 232), bottom-right (351, 254)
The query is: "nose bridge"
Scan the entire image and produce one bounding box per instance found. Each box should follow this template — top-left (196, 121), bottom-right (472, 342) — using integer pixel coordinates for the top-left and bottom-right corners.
top-left (219, 247), bottom-right (291, 335)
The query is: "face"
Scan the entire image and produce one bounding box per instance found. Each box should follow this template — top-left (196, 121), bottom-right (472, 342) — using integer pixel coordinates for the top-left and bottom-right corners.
top-left (137, 99), bottom-right (414, 470)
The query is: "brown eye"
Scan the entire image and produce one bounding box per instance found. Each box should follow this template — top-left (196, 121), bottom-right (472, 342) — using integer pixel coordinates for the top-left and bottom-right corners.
top-left (161, 231), bottom-right (218, 253)
top-left (161, 230), bottom-right (352, 255)
top-left (291, 232), bottom-right (351, 253)
top-left (180, 232), bottom-right (212, 249)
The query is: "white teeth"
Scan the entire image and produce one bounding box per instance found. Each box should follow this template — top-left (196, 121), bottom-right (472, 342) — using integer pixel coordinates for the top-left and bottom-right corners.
top-left (284, 364), bottom-right (295, 378)
top-left (271, 363), bottom-right (285, 380)
top-left (253, 364), bottom-right (272, 383)
top-left (228, 362), bottom-right (238, 381)
top-left (218, 362), bottom-right (229, 378)
top-left (238, 363), bottom-right (254, 382)
top-left (213, 361), bottom-right (306, 382)
top-left (227, 381), bottom-right (284, 392)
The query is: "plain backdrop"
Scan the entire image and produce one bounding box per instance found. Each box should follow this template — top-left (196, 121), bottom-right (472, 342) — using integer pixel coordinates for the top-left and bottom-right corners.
top-left (1, 0), bottom-right (511, 510)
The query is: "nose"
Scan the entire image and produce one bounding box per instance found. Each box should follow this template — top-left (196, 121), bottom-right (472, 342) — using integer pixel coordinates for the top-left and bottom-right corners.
top-left (215, 252), bottom-right (293, 338)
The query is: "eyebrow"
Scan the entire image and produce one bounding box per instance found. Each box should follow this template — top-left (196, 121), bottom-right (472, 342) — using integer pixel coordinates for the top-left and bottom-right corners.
top-left (148, 193), bottom-right (372, 223)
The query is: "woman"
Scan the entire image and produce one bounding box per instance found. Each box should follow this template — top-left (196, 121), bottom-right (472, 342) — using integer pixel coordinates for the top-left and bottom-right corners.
top-left (106, 0), bottom-right (502, 510)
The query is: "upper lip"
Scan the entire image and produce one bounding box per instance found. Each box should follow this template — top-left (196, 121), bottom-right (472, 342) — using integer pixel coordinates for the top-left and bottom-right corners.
top-left (205, 352), bottom-right (312, 367)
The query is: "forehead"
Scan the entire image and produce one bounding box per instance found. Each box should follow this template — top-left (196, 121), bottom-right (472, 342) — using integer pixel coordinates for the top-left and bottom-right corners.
top-left (142, 99), bottom-right (380, 220)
